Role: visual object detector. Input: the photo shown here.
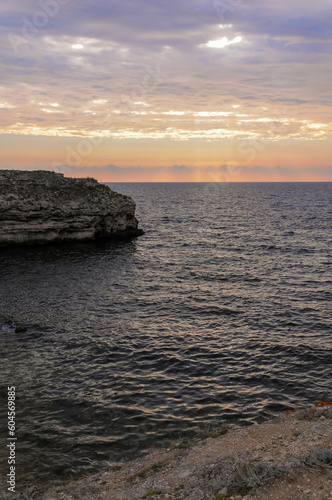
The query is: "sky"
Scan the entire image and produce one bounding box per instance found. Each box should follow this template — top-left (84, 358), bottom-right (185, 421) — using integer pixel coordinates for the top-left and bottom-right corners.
top-left (0, 0), bottom-right (331, 181)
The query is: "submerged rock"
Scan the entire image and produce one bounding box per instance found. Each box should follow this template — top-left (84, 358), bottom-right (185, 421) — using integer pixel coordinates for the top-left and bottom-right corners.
top-left (15, 325), bottom-right (28, 333)
top-left (0, 170), bottom-right (144, 247)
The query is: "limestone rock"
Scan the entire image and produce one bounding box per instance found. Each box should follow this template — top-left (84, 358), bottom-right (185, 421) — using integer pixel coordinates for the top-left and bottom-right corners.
top-left (0, 170), bottom-right (144, 247)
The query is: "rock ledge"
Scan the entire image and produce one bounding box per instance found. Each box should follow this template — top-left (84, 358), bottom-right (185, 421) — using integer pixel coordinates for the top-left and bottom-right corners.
top-left (40, 406), bottom-right (332, 500)
top-left (0, 170), bottom-right (144, 247)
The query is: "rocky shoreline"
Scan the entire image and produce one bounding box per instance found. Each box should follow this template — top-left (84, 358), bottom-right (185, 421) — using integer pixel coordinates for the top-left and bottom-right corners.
top-left (0, 170), bottom-right (143, 247)
top-left (18, 405), bottom-right (330, 500)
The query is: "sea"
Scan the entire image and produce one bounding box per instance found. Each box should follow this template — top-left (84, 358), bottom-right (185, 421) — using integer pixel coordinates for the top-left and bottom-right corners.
top-left (0, 182), bottom-right (331, 492)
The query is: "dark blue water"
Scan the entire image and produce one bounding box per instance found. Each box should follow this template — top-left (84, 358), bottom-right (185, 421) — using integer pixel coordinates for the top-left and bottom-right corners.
top-left (0, 182), bottom-right (331, 491)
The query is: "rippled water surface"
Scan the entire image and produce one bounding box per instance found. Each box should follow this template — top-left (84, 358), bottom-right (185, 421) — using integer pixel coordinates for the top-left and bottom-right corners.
top-left (0, 182), bottom-right (331, 490)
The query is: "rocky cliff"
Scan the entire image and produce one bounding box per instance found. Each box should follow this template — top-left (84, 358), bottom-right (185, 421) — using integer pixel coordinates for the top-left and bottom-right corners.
top-left (0, 170), bottom-right (144, 247)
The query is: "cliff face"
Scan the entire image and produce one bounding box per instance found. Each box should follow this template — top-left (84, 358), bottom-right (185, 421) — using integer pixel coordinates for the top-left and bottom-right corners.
top-left (0, 170), bottom-right (143, 247)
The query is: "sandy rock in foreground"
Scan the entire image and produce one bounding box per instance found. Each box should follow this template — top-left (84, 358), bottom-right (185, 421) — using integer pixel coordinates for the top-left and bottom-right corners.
top-left (40, 406), bottom-right (332, 500)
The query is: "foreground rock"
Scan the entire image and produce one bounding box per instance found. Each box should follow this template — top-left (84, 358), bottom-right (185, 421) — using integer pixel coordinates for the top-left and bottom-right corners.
top-left (38, 406), bottom-right (332, 500)
top-left (0, 170), bottom-right (143, 247)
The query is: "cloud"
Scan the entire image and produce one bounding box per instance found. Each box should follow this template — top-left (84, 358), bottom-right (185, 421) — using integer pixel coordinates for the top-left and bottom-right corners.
top-left (206, 36), bottom-right (243, 49)
top-left (0, 0), bottom-right (331, 175)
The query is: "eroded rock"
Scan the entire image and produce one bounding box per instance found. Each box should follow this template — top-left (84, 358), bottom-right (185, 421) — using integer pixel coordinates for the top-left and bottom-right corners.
top-left (0, 170), bottom-right (144, 246)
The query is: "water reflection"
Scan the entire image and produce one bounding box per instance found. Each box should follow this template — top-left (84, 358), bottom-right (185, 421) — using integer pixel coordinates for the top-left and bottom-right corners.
top-left (0, 183), bottom-right (331, 490)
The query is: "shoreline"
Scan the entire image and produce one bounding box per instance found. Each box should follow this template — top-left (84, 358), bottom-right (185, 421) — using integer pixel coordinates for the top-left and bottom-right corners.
top-left (37, 405), bottom-right (332, 500)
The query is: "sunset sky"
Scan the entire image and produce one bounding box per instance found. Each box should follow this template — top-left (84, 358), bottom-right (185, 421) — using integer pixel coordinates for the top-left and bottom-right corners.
top-left (1, 0), bottom-right (331, 181)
